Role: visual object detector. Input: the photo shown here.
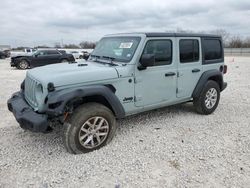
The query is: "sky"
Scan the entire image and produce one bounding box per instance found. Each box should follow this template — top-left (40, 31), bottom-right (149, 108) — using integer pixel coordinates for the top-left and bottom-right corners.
top-left (0, 0), bottom-right (250, 47)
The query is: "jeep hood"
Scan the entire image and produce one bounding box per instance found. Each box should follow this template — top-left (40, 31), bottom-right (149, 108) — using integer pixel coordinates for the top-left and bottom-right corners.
top-left (27, 61), bottom-right (119, 87)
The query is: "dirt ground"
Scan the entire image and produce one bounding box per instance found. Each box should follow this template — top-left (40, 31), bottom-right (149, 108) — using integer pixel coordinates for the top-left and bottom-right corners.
top-left (0, 57), bottom-right (249, 188)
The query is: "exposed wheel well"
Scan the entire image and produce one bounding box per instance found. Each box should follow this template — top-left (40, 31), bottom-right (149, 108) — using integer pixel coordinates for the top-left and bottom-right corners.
top-left (69, 95), bottom-right (115, 116)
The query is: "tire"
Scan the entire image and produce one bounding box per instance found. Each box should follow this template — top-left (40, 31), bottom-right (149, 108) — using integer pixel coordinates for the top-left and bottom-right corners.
top-left (17, 60), bottom-right (29, 69)
top-left (193, 80), bottom-right (220, 115)
top-left (79, 55), bottom-right (83, 59)
top-left (61, 59), bottom-right (69, 63)
top-left (63, 103), bottom-right (117, 154)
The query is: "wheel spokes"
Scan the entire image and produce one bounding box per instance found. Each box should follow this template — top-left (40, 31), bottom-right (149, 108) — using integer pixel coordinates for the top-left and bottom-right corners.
top-left (78, 116), bottom-right (109, 149)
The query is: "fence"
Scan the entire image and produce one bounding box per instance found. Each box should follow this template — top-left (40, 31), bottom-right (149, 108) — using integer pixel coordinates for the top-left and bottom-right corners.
top-left (224, 48), bottom-right (250, 56)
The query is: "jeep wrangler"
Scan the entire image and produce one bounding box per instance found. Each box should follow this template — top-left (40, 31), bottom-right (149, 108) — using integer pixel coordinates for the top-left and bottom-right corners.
top-left (8, 33), bottom-right (227, 154)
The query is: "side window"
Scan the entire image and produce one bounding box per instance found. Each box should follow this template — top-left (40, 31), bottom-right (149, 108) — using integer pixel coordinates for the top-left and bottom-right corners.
top-left (179, 39), bottom-right (199, 63)
top-left (47, 50), bottom-right (60, 55)
top-left (38, 51), bottom-right (46, 56)
top-left (203, 39), bottom-right (222, 61)
top-left (142, 40), bottom-right (172, 66)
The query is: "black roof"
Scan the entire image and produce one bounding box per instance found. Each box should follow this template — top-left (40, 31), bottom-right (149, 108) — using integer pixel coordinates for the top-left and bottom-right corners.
top-left (144, 32), bottom-right (221, 38)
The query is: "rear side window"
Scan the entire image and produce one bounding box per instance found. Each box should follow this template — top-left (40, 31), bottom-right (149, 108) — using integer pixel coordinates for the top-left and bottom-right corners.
top-left (179, 39), bottom-right (199, 63)
top-left (142, 40), bottom-right (172, 66)
top-left (203, 39), bottom-right (222, 61)
top-left (47, 50), bottom-right (60, 55)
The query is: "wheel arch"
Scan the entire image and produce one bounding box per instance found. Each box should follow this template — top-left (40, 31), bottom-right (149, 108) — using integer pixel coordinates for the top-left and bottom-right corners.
top-left (19, 57), bottom-right (31, 65)
top-left (192, 69), bottom-right (224, 98)
top-left (46, 85), bottom-right (125, 119)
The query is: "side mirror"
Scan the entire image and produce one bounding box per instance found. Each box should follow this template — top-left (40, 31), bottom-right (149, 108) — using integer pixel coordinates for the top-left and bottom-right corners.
top-left (138, 54), bottom-right (155, 70)
top-left (34, 54), bottom-right (39, 57)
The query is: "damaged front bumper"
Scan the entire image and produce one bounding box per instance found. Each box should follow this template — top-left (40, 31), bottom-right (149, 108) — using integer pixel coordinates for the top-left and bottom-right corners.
top-left (7, 91), bottom-right (49, 132)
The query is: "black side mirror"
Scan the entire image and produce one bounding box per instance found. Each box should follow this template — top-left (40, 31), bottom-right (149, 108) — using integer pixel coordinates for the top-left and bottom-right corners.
top-left (138, 54), bottom-right (155, 70)
top-left (34, 54), bottom-right (39, 57)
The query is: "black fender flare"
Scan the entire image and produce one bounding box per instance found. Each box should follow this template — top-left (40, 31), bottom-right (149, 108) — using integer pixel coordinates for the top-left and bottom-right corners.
top-left (192, 69), bottom-right (224, 98)
top-left (45, 85), bottom-right (125, 119)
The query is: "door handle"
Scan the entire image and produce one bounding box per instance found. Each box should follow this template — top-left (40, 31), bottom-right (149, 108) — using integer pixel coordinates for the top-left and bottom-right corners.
top-left (165, 72), bottom-right (176, 77)
top-left (192, 69), bottom-right (200, 73)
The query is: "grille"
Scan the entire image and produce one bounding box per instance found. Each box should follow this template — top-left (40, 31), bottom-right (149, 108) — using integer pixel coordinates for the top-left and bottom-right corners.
top-left (24, 75), bottom-right (39, 108)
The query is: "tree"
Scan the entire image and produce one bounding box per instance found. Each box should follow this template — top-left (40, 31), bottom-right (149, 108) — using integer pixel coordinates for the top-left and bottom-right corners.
top-left (79, 41), bottom-right (96, 49)
top-left (63, 44), bottom-right (80, 49)
top-left (228, 36), bottom-right (243, 48)
top-left (54, 43), bottom-right (61, 48)
top-left (209, 29), bottom-right (230, 46)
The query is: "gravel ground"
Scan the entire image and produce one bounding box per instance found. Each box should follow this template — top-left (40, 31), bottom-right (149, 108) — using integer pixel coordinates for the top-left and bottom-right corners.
top-left (0, 57), bottom-right (249, 188)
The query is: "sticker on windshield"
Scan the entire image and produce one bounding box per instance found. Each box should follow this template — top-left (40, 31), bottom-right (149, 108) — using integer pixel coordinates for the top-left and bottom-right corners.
top-left (119, 42), bottom-right (133, 49)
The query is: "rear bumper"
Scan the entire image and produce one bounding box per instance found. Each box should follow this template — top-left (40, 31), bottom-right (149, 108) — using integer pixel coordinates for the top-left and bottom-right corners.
top-left (7, 91), bottom-right (49, 132)
top-left (221, 82), bottom-right (227, 91)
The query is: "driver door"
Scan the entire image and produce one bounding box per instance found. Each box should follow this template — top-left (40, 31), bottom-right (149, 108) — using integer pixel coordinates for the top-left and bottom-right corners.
top-left (33, 51), bottom-right (49, 67)
top-left (134, 38), bottom-right (177, 107)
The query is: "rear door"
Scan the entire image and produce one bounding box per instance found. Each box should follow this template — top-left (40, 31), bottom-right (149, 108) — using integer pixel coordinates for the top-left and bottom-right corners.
top-left (177, 38), bottom-right (202, 98)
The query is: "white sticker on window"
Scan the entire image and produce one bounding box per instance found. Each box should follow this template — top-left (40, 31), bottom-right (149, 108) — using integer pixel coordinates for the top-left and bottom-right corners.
top-left (119, 42), bottom-right (133, 49)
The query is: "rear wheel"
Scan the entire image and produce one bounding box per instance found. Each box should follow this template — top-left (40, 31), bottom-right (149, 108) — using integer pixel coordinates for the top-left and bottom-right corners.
top-left (193, 80), bottom-right (220, 115)
top-left (61, 59), bottom-right (69, 63)
top-left (18, 60), bottom-right (29, 69)
top-left (63, 103), bottom-right (117, 154)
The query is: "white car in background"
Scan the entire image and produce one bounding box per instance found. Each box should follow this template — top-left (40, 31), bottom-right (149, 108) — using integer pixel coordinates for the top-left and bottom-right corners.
top-left (11, 48), bottom-right (36, 57)
top-left (70, 51), bottom-right (83, 59)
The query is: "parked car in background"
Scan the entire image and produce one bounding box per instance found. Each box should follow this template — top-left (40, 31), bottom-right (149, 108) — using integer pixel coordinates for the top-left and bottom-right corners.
top-left (0, 51), bottom-right (6, 59)
top-left (69, 51), bottom-right (83, 59)
top-left (0, 50), bottom-right (11, 59)
top-left (11, 48), bottom-right (37, 57)
top-left (10, 49), bottom-right (75, 69)
top-left (82, 50), bottom-right (90, 60)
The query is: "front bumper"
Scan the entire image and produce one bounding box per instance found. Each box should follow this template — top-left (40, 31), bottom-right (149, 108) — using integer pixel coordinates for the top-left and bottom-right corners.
top-left (7, 91), bottom-right (49, 132)
top-left (10, 59), bottom-right (16, 67)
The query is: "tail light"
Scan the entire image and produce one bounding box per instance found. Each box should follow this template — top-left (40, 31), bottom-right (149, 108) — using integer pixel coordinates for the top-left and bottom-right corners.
top-left (220, 65), bottom-right (227, 74)
top-left (223, 65), bottom-right (227, 74)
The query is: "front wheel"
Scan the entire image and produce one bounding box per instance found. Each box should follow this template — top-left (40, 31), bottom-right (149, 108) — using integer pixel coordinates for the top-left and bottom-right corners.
top-left (193, 80), bottom-right (220, 115)
top-left (63, 103), bottom-right (117, 154)
top-left (17, 60), bottom-right (29, 69)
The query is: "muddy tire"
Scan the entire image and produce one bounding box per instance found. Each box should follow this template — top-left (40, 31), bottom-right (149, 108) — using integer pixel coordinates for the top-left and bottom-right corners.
top-left (63, 103), bottom-right (117, 154)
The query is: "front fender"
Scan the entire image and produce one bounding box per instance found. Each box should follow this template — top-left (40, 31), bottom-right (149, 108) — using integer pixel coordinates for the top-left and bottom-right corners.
top-left (45, 85), bottom-right (125, 119)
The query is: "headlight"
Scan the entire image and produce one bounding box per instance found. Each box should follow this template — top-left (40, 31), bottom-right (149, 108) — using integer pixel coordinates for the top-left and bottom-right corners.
top-left (35, 84), bottom-right (44, 102)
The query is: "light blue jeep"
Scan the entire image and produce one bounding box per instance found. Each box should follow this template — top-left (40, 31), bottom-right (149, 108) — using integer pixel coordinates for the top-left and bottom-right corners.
top-left (8, 33), bottom-right (227, 154)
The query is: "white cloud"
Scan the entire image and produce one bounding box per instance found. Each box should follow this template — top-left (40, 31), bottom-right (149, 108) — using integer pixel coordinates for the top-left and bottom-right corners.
top-left (0, 0), bottom-right (249, 47)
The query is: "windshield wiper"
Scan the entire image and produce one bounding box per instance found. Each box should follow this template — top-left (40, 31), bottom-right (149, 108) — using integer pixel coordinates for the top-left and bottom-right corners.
top-left (102, 56), bottom-right (118, 66)
top-left (90, 55), bottom-right (118, 66)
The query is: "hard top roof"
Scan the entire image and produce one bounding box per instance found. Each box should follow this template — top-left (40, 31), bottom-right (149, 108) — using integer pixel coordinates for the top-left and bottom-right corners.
top-left (106, 32), bottom-right (221, 38)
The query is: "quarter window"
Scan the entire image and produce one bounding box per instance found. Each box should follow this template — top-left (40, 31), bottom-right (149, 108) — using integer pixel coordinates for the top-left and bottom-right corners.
top-left (142, 40), bottom-right (172, 66)
top-left (179, 39), bottom-right (199, 63)
top-left (203, 39), bottom-right (222, 61)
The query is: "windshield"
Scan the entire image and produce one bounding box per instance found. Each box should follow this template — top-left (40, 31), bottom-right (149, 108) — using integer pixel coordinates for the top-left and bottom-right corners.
top-left (91, 37), bottom-right (141, 63)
